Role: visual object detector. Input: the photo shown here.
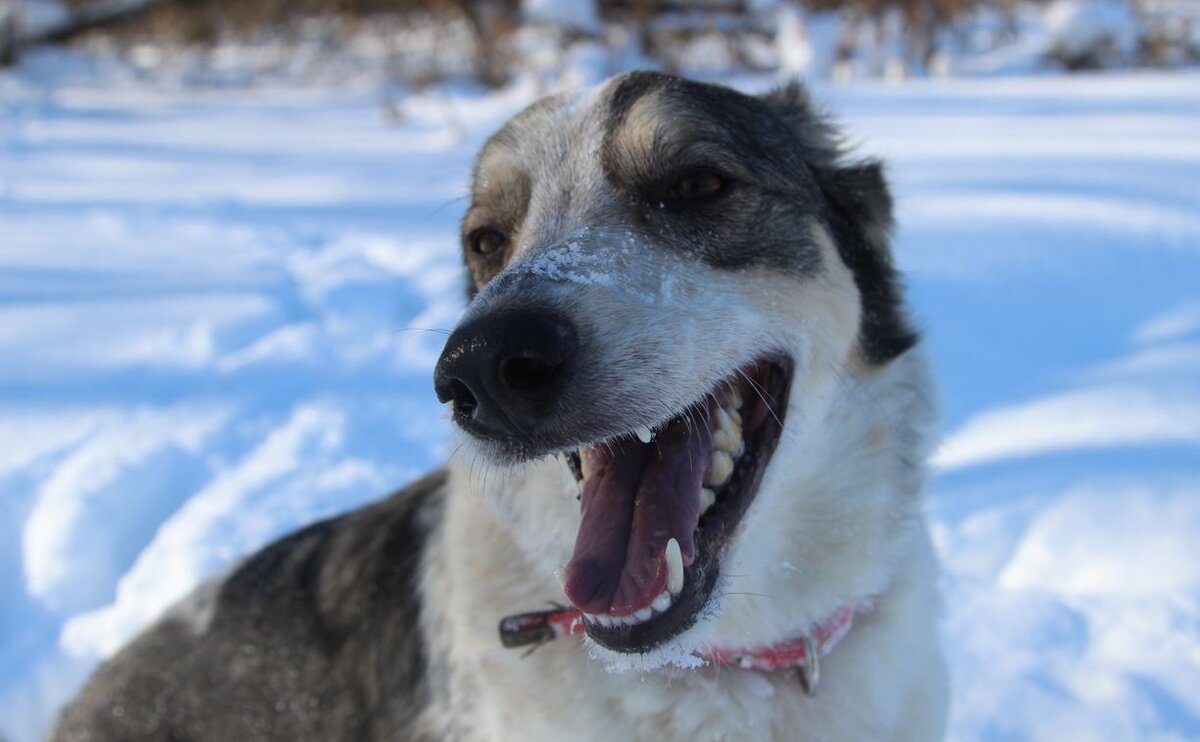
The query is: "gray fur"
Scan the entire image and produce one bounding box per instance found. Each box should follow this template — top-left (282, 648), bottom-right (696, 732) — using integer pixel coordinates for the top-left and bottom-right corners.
top-left (52, 471), bottom-right (446, 742)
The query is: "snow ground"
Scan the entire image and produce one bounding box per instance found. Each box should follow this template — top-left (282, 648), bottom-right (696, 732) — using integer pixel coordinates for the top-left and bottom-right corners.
top-left (1, 59), bottom-right (1198, 740)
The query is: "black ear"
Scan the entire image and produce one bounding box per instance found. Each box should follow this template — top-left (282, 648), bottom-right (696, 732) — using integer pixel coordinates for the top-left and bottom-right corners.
top-left (757, 82), bottom-right (842, 169)
top-left (816, 159), bottom-right (918, 365)
top-left (819, 160), bottom-right (894, 236)
top-left (761, 83), bottom-right (917, 364)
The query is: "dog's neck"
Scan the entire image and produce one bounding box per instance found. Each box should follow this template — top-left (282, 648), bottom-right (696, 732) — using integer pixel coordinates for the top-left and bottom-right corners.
top-left (497, 601), bottom-right (857, 693)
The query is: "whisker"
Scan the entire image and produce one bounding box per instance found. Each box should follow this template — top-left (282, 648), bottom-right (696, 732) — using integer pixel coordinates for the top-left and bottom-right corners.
top-left (427, 195), bottom-right (469, 221)
top-left (736, 368), bottom-right (783, 428)
top-left (828, 362), bottom-right (876, 420)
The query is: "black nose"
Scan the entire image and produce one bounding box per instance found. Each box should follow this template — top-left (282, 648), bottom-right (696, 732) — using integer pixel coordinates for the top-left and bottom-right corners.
top-left (434, 308), bottom-right (578, 440)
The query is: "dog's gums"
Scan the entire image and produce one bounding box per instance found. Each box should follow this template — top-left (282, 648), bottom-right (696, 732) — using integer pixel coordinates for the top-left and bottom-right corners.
top-left (561, 357), bottom-right (793, 653)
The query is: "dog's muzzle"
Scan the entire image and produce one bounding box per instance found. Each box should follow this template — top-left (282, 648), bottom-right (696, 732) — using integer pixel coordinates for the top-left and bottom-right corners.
top-left (433, 307), bottom-right (578, 444)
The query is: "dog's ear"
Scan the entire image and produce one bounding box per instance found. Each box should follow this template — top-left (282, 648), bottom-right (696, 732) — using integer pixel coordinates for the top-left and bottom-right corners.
top-left (758, 82), bottom-right (842, 169)
top-left (817, 158), bottom-right (895, 238)
top-left (761, 84), bottom-right (917, 365)
top-left (759, 83), bottom-right (891, 223)
top-left (815, 159), bottom-right (916, 365)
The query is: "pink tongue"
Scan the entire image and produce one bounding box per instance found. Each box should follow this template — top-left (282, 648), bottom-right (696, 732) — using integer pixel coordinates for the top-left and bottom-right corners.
top-left (564, 409), bottom-right (714, 615)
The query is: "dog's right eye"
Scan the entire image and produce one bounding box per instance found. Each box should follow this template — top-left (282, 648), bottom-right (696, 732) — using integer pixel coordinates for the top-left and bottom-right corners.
top-left (469, 228), bottom-right (507, 256)
top-left (671, 170), bottom-right (726, 202)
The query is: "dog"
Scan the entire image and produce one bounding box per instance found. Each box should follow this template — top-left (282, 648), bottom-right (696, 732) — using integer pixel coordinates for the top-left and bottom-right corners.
top-left (54, 71), bottom-right (947, 741)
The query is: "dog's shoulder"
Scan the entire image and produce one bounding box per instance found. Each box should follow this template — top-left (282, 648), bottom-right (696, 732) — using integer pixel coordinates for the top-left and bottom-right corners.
top-left (52, 469), bottom-right (447, 742)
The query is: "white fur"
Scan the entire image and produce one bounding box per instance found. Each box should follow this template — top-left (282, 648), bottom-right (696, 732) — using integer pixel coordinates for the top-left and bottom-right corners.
top-left (420, 79), bottom-right (948, 741)
top-left (420, 355), bottom-right (945, 740)
top-left (419, 244), bottom-right (947, 740)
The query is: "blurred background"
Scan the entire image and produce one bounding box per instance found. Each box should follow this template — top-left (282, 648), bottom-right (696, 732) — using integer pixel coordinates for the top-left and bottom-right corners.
top-left (1, 1), bottom-right (1198, 740)
top-left (3, 0), bottom-right (1198, 83)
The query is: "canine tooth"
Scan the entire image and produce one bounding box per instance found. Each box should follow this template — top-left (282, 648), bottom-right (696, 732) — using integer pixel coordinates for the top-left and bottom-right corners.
top-left (706, 450), bottom-right (734, 487)
top-left (634, 607), bottom-right (653, 622)
top-left (555, 566), bottom-right (567, 592)
top-left (581, 451), bottom-right (593, 479)
top-left (699, 487), bottom-right (716, 514)
top-left (651, 591), bottom-right (672, 613)
top-left (666, 538), bottom-right (684, 594)
top-left (634, 425), bottom-right (653, 443)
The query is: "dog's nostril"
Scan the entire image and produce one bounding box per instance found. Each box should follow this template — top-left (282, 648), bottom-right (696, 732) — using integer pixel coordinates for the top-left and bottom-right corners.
top-left (434, 307), bottom-right (577, 438)
top-left (447, 379), bottom-right (478, 418)
top-left (500, 355), bottom-right (563, 395)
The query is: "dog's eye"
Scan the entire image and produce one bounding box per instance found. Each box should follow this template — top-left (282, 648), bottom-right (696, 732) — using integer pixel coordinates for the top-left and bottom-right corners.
top-left (672, 170), bottom-right (726, 201)
top-left (469, 227), bottom-right (507, 257)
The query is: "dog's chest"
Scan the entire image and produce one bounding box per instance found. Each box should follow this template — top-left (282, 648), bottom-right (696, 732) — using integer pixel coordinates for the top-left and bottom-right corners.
top-left (459, 645), bottom-right (836, 742)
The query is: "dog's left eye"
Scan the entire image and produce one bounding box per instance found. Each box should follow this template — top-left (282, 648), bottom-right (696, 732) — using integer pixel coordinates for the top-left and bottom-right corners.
top-left (672, 170), bottom-right (726, 202)
top-left (469, 227), bottom-right (507, 256)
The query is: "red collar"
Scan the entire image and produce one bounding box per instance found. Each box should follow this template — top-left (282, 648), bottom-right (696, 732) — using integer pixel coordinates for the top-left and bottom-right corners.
top-left (499, 604), bottom-right (856, 695)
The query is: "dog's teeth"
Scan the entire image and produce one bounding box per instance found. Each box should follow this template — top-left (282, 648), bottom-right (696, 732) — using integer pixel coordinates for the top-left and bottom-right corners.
top-left (716, 405), bottom-right (736, 430)
top-left (713, 407), bottom-right (743, 454)
top-left (634, 425), bottom-right (653, 444)
top-left (634, 607), bottom-right (653, 622)
top-left (706, 450), bottom-right (734, 487)
top-left (580, 451), bottom-right (593, 480)
top-left (666, 537), bottom-right (684, 595)
top-left (651, 591), bottom-right (672, 613)
top-left (555, 566), bottom-right (567, 592)
top-left (728, 386), bottom-right (744, 410)
top-left (699, 487), bottom-right (716, 514)
top-left (596, 614), bottom-right (614, 628)
top-left (712, 428), bottom-right (735, 453)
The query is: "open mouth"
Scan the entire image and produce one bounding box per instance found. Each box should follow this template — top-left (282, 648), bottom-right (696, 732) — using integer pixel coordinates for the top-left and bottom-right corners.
top-left (561, 357), bottom-right (793, 653)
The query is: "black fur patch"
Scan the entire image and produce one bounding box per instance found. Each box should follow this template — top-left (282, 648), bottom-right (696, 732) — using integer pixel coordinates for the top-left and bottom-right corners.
top-left (597, 74), bottom-right (917, 363)
top-left (52, 470), bottom-right (447, 742)
top-left (759, 82), bottom-right (917, 363)
top-left (600, 72), bottom-right (825, 277)
top-left (815, 160), bottom-right (918, 364)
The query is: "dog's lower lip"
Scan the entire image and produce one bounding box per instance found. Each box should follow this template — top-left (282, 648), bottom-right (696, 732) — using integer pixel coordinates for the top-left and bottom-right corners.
top-left (563, 356), bottom-right (793, 652)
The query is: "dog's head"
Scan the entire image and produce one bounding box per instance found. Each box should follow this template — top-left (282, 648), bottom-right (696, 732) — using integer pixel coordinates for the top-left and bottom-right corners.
top-left (434, 72), bottom-right (927, 665)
